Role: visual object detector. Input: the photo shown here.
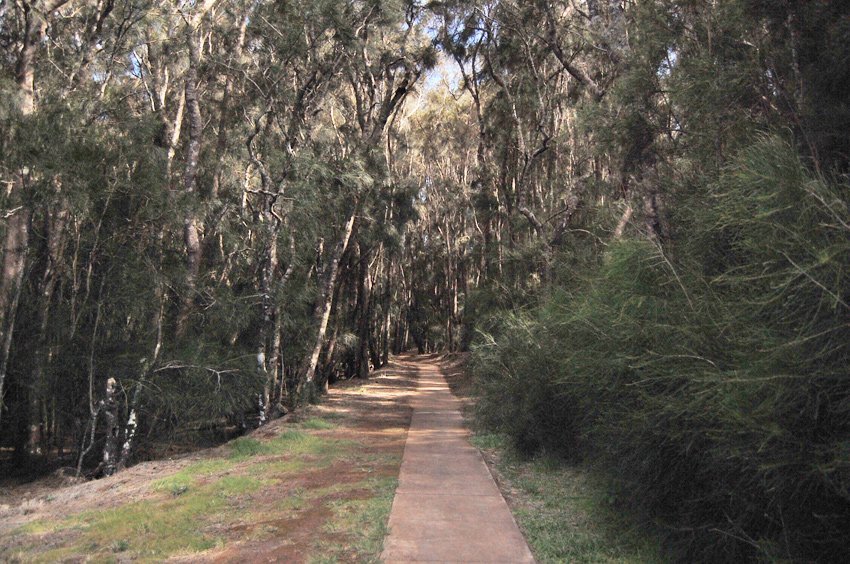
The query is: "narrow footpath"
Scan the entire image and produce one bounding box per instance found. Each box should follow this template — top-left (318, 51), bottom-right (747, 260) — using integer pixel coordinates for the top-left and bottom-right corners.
top-left (382, 357), bottom-right (535, 563)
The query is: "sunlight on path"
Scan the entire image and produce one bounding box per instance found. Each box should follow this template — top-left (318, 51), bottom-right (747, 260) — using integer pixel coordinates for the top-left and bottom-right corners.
top-left (382, 357), bottom-right (535, 563)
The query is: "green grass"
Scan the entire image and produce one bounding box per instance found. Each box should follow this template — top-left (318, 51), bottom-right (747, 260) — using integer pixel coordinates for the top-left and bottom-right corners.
top-left (228, 436), bottom-right (273, 459)
top-left (249, 458), bottom-right (309, 476)
top-left (472, 433), bottom-right (664, 564)
top-left (227, 429), bottom-right (341, 460)
top-left (7, 404), bottom-right (402, 563)
top-left (301, 417), bottom-right (338, 430)
top-left (311, 476), bottom-right (398, 563)
top-left (277, 487), bottom-right (308, 511)
top-left (11, 428), bottom-right (350, 561)
top-left (33, 474), bottom-right (266, 561)
top-left (152, 459), bottom-right (233, 493)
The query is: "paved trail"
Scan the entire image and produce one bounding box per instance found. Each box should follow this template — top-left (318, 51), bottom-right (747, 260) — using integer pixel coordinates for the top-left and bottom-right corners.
top-left (382, 357), bottom-right (535, 563)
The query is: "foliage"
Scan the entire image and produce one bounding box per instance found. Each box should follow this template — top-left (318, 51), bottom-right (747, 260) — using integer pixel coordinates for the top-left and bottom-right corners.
top-left (0, 0), bottom-right (430, 472)
top-left (472, 137), bottom-right (850, 561)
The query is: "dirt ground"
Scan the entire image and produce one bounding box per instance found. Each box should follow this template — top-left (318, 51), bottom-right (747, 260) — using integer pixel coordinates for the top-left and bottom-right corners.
top-left (0, 355), bottom-right (422, 563)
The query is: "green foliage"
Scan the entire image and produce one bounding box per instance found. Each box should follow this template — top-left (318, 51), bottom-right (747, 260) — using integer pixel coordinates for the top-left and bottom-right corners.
top-left (473, 137), bottom-right (850, 561)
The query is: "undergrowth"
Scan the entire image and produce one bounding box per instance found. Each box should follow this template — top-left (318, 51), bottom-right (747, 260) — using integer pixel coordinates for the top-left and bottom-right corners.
top-left (471, 136), bottom-right (850, 562)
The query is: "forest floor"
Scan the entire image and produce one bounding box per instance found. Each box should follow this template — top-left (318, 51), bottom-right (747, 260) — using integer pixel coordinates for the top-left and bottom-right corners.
top-left (0, 357), bottom-right (418, 563)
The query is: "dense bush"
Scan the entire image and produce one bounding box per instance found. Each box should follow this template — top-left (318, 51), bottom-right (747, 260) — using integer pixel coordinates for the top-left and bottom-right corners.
top-left (472, 137), bottom-right (850, 561)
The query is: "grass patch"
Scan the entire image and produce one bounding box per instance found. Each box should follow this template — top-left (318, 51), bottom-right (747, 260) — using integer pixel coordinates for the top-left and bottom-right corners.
top-left (470, 432), bottom-right (507, 451)
top-left (312, 476), bottom-right (398, 563)
top-left (301, 417), bottom-right (338, 430)
top-left (7, 378), bottom-right (407, 563)
top-left (270, 430), bottom-right (324, 453)
top-left (152, 459), bottom-right (232, 493)
top-left (227, 429), bottom-right (340, 460)
top-left (476, 432), bottom-right (663, 564)
top-left (279, 487), bottom-right (308, 511)
top-left (19, 472), bottom-right (266, 561)
top-left (15, 518), bottom-right (78, 536)
top-left (228, 436), bottom-right (273, 459)
top-left (249, 458), bottom-right (309, 476)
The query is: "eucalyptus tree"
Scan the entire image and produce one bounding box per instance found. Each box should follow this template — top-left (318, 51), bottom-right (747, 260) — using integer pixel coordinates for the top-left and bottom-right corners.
top-left (0, 0), bottom-right (159, 460)
top-left (0, 0), bottom-right (79, 442)
top-left (296, 0), bottom-right (435, 390)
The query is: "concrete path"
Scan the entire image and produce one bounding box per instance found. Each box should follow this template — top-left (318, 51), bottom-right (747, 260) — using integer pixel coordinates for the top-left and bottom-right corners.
top-left (381, 357), bottom-right (535, 563)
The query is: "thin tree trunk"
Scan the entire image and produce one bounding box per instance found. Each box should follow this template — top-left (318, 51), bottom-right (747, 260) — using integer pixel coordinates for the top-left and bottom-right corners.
top-left (302, 208), bottom-right (358, 387)
top-left (76, 273), bottom-right (105, 477)
top-left (27, 205), bottom-right (69, 455)
top-left (613, 204), bottom-right (634, 239)
top-left (354, 242), bottom-right (372, 380)
top-left (0, 0), bottom-right (44, 430)
top-left (0, 210), bottom-right (28, 431)
top-left (118, 279), bottom-right (164, 470)
top-left (259, 230), bottom-right (278, 419)
top-left (273, 229), bottom-right (296, 407)
top-left (99, 377), bottom-right (119, 477)
top-left (380, 262), bottom-right (393, 365)
top-left (176, 30), bottom-right (204, 337)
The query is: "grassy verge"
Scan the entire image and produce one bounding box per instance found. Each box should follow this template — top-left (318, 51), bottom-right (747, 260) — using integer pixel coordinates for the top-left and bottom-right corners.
top-left (4, 412), bottom-right (402, 563)
top-left (310, 476), bottom-right (398, 564)
top-left (440, 356), bottom-right (664, 563)
top-left (470, 433), bottom-right (664, 563)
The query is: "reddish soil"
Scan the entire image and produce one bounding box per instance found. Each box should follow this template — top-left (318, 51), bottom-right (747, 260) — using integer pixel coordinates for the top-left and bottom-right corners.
top-left (207, 358), bottom-right (419, 562)
top-left (0, 355), bottom-right (422, 562)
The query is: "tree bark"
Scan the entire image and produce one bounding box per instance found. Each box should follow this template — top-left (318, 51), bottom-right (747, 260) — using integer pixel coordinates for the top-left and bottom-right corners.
top-left (302, 208), bottom-right (358, 388)
top-left (27, 188), bottom-right (69, 454)
top-left (354, 242), bottom-right (372, 379)
top-left (0, 210), bottom-right (28, 431)
top-left (99, 377), bottom-right (119, 477)
top-left (613, 204), bottom-right (634, 239)
top-left (258, 228), bottom-right (278, 420)
top-left (176, 29), bottom-right (204, 337)
top-left (118, 278), bottom-right (164, 470)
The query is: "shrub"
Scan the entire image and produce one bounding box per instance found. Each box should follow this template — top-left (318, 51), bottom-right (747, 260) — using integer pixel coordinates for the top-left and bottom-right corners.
top-left (472, 137), bottom-right (850, 561)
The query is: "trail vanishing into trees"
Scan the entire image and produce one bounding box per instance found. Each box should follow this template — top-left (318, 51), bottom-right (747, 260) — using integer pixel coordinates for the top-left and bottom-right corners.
top-left (2, 1), bottom-right (850, 561)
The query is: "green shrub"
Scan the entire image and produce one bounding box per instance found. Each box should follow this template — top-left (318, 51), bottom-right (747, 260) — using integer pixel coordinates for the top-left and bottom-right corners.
top-left (472, 137), bottom-right (850, 561)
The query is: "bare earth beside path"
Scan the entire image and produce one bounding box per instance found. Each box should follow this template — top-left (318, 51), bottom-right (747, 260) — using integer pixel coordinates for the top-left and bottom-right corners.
top-left (0, 358), bottom-right (418, 562)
